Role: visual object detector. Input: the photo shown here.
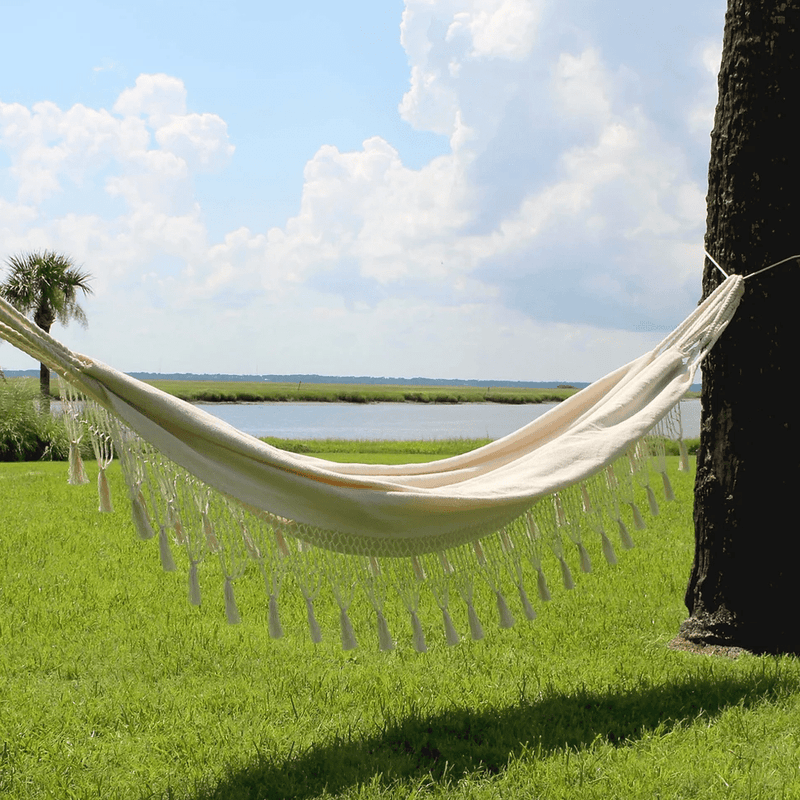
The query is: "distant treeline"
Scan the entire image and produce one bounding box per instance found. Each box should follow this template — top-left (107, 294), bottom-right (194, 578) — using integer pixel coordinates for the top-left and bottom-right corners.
top-left (138, 373), bottom-right (591, 389)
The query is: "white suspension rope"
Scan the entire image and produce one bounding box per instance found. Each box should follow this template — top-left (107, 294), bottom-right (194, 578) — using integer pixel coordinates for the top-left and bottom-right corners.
top-left (705, 250), bottom-right (800, 281)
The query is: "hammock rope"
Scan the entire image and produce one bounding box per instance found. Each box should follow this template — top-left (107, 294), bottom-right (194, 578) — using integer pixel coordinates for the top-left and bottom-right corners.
top-left (0, 273), bottom-right (745, 650)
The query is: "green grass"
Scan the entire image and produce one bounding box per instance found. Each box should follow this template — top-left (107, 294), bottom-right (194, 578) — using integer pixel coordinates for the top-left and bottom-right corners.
top-left (261, 437), bottom-right (493, 459)
top-left (2, 457), bottom-right (799, 799)
top-left (263, 437), bottom-right (702, 460)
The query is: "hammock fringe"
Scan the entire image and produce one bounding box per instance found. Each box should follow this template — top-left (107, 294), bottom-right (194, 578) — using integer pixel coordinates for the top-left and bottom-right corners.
top-left (54, 392), bottom-right (690, 650)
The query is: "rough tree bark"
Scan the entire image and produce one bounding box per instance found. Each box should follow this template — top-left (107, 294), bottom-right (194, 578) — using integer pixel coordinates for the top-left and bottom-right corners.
top-left (681, 0), bottom-right (800, 654)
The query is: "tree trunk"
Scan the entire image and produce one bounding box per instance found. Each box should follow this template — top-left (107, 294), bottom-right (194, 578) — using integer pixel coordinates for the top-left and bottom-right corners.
top-left (681, 0), bottom-right (800, 654)
top-left (34, 311), bottom-right (55, 409)
top-left (39, 361), bottom-right (52, 406)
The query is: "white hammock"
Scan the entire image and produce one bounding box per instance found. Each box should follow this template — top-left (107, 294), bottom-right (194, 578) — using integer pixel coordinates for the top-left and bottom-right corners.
top-left (0, 274), bottom-right (744, 649)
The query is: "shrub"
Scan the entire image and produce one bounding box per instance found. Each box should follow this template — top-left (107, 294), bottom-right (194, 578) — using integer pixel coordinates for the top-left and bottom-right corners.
top-left (0, 379), bottom-right (70, 461)
top-left (657, 437), bottom-right (700, 457)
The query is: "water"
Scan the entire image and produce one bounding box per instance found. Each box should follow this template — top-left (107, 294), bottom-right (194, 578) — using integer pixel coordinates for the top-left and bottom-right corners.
top-left (195, 398), bottom-right (702, 441)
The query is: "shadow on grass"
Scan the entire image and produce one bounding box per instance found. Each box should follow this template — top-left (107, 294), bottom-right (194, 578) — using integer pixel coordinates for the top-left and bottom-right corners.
top-left (190, 664), bottom-right (792, 800)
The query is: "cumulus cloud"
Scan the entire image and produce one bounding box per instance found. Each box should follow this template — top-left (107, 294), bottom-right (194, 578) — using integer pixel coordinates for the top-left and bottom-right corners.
top-left (0, 74), bottom-right (233, 211)
top-left (0, 1), bottom-right (723, 379)
top-left (447, 0), bottom-right (542, 60)
top-left (113, 73), bottom-right (188, 128)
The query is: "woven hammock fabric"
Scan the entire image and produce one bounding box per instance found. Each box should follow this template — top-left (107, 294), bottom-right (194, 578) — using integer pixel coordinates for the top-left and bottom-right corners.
top-left (0, 275), bottom-right (744, 649)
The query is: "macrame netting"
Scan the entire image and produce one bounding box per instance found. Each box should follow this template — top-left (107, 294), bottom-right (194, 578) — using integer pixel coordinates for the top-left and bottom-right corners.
top-left (0, 274), bottom-right (744, 650)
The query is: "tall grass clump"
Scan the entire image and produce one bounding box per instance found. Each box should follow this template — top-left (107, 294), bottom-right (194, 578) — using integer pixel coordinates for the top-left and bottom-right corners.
top-left (0, 377), bottom-right (69, 461)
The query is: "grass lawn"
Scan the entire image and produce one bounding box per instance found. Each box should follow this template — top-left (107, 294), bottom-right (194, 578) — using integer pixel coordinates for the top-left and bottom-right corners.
top-left (1, 455), bottom-right (799, 799)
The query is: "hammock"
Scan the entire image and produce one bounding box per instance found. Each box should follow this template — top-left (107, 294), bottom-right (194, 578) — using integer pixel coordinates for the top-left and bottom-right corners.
top-left (0, 274), bottom-right (744, 650)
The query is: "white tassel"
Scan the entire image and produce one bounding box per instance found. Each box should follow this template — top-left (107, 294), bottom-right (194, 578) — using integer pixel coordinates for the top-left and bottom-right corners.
top-left (158, 526), bottom-right (177, 572)
top-left (473, 540), bottom-right (487, 566)
top-left (173, 519), bottom-right (186, 546)
top-left (442, 608), bottom-right (460, 646)
top-left (495, 591), bottom-right (515, 628)
top-left (188, 561), bottom-right (202, 606)
top-left (202, 512), bottom-right (220, 553)
top-left (339, 607), bottom-right (358, 651)
top-left (97, 468), bottom-right (113, 512)
top-left (629, 502), bottom-right (646, 530)
top-left (466, 602), bottom-right (485, 640)
top-left (305, 596), bottom-right (322, 643)
top-left (578, 543), bottom-right (592, 573)
top-left (536, 568), bottom-right (551, 602)
top-left (376, 610), bottom-right (395, 651)
top-left (554, 494), bottom-right (567, 526)
top-left (601, 532), bottom-right (618, 565)
top-left (268, 594), bottom-right (283, 639)
top-left (646, 485), bottom-right (659, 517)
top-left (580, 484), bottom-right (594, 513)
top-left (679, 440), bottom-right (690, 472)
top-left (618, 519), bottom-right (635, 550)
top-left (274, 527), bottom-right (290, 558)
top-left (559, 556), bottom-right (575, 590)
top-left (68, 442), bottom-right (89, 485)
top-left (438, 551), bottom-right (454, 574)
top-left (526, 512), bottom-right (541, 540)
top-left (518, 585), bottom-right (536, 621)
top-left (411, 555), bottom-right (426, 581)
top-left (661, 471), bottom-right (675, 501)
top-left (131, 493), bottom-right (155, 540)
top-left (410, 611), bottom-right (427, 652)
top-left (224, 578), bottom-right (241, 625)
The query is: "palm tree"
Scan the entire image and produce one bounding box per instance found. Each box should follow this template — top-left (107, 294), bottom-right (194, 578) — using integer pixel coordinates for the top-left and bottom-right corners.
top-left (0, 251), bottom-right (93, 404)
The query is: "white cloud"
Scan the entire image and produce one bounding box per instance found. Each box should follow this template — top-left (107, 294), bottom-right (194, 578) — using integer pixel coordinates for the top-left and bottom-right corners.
top-left (113, 73), bottom-right (188, 128)
top-left (447, 0), bottom-right (542, 60)
top-left (553, 48), bottom-right (612, 123)
top-left (155, 113), bottom-right (235, 172)
top-left (0, 74), bottom-right (233, 215)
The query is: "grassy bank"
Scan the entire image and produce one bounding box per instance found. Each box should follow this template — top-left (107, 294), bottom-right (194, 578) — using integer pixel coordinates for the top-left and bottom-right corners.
top-left (2, 457), bottom-right (798, 799)
top-left (262, 436), bottom-right (701, 459)
top-left (261, 436), bottom-right (493, 460)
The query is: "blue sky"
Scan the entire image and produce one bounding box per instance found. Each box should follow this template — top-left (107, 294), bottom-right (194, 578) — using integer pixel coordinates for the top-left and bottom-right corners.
top-left (0, 0), bottom-right (726, 380)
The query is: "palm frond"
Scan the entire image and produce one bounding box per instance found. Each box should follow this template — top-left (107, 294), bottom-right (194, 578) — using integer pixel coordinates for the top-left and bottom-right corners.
top-left (1, 250), bottom-right (93, 328)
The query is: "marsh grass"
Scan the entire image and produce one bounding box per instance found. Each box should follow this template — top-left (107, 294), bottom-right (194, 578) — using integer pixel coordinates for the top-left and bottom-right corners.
top-left (0, 378), bottom-right (69, 461)
top-left (95, 380), bottom-right (578, 405)
top-left (2, 458), bottom-right (799, 799)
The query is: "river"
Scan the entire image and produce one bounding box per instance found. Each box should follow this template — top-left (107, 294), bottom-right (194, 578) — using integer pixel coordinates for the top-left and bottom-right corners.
top-left (194, 398), bottom-right (702, 441)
